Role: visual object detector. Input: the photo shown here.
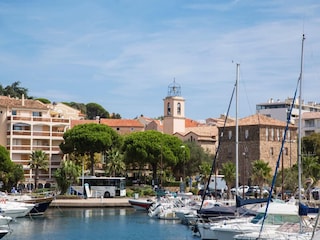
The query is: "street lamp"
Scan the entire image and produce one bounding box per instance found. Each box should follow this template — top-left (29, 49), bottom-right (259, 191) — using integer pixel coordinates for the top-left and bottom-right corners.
top-left (180, 145), bottom-right (186, 181)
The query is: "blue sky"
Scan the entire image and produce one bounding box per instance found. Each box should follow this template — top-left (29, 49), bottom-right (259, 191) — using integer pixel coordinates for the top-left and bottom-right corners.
top-left (1, 0), bottom-right (319, 120)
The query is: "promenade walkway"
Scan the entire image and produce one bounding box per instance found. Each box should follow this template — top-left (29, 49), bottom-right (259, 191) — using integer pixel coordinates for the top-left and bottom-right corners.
top-left (50, 197), bottom-right (132, 208)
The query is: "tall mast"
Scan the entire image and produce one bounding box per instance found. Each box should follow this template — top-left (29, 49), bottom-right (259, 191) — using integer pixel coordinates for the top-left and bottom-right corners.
top-left (298, 34), bottom-right (305, 233)
top-left (235, 63), bottom-right (240, 193)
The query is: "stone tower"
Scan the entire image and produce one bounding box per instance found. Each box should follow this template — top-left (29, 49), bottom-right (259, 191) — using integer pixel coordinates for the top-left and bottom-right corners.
top-left (163, 80), bottom-right (186, 134)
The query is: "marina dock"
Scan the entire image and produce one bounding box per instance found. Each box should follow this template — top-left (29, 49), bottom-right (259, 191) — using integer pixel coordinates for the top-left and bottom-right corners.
top-left (50, 197), bottom-right (132, 208)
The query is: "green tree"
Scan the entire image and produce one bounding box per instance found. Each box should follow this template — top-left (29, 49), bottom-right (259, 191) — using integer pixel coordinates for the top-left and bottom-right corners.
top-left (199, 161), bottom-right (212, 187)
top-left (2, 81), bottom-right (30, 98)
top-left (221, 161), bottom-right (236, 199)
top-left (54, 160), bottom-right (81, 195)
top-left (29, 150), bottom-right (49, 189)
top-left (184, 141), bottom-right (211, 177)
top-left (63, 102), bottom-right (87, 115)
top-left (105, 149), bottom-right (125, 177)
top-left (123, 130), bottom-right (188, 182)
top-left (0, 146), bottom-right (24, 191)
top-left (60, 123), bottom-right (122, 176)
top-left (35, 98), bottom-right (51, 104)
top-left (251, 160), bottom-right (272, 195)
top-left (303, 133), bottom-right (320, 158)
top-left (86, 103), bottom-right (110, 120)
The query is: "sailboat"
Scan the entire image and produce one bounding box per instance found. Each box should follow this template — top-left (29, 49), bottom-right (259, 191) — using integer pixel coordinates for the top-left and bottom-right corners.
top-left (233, 34), bottom-right (320, 240)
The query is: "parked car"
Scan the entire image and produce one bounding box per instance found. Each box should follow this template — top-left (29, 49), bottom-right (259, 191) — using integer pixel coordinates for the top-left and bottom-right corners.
top-left (230, 185), bottom-right (249, 195)
top-left (198, 189), bottom-right (222, 198)
top-left (245, 186), bottom-right (260, 197)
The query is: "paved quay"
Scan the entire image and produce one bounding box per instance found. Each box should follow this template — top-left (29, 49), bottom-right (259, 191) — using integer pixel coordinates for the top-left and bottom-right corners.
top-left (50, 197), bottom-right (133, 208)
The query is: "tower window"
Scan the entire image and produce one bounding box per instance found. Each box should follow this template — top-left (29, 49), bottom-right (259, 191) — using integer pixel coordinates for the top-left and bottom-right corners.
top-left (177, 102), bottom-right (181, 115)
top-left (167, 102), bottom-right (171, 115)
top-left (245, 129), bottom-right (249, 139)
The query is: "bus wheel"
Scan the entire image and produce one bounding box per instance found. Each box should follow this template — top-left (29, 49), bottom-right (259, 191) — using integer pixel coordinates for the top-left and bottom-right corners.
top-left (104, 192), bottom-right (111, 198)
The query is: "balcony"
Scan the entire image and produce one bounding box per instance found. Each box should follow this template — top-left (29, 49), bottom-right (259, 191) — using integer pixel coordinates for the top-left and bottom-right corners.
top-left (7, 116), bottom-right (70, 124)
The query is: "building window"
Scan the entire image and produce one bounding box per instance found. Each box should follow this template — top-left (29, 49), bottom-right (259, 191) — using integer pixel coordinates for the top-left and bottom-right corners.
top-left (284, 147), bottom-right (288, 156)
top-left (32, 112), bottom-right (42, 117)
top-left (277, 129), bottom-right (280, 141)
top-left (305, 119), bottom-right (315, 128)
top-left (270, 147), bottom-right (274, 156)
top-left (271, 128), bottom-right (274, 141)
top-left (167, 102), bottom-right (171, 115)
top-left (177, 102), bottom-right (181, 115)
top-left (12, 110), bottom-right (17, 115)
top-left (266, 127), bottom-right (269, 141)
top-left (245, 129), bottom-right (249, 139)
top-left (228, 130), bottom-right (232, 140)
top-left (116, 127), bottom-right (120, 131)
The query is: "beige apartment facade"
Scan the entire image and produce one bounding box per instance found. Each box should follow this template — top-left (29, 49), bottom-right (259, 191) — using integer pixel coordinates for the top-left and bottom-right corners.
top-left (0, 96), bottom-right (81, 189)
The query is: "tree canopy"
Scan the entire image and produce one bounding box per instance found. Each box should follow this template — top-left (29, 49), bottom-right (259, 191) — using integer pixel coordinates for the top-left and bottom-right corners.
top-left (0, 145), bottom-right (24, 190)
top-left (122, 130), bottom-right (189, 182)
top-left (86, 102), bottom-right (110, 120)
top-left (0, 81), bottom-right (30, 98)
top-left (60, 123), bottom-right (122, 175)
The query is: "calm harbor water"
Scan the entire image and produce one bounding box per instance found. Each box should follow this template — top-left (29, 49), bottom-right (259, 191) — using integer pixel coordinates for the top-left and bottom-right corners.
top-left (5, 208), bottom-right (197, 240)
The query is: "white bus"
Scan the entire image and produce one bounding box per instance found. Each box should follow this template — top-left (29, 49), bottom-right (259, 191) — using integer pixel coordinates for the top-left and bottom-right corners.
top-left (71, 176), bottom-right (126, 198)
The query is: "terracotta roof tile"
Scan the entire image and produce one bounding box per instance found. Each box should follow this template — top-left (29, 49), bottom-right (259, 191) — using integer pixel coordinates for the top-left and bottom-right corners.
top-left (0, 96), bottom-right (47, 109)
top-left (302, 112), bottom-right (320, 119)
top-left (71, 119), bottom-right (144, 128)
top-left (100, 119), bottom-right (144, 127)
top-left (185, 118), bottom-right (203, 127)
top-left (226, 114), bottom-right (291, 127)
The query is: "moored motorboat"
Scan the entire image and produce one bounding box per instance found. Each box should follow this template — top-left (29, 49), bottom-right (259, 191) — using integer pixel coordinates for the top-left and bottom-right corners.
top-left (0, 228), bottom-right (10, 239)
top-left (0, 215), bottom-right (12, 226)
top-left (1, 192), bottom-right (53, 215)
top-left (128, 198), bottom-right (155, 211)
top-left (0, 200), bottom-right (34, 218)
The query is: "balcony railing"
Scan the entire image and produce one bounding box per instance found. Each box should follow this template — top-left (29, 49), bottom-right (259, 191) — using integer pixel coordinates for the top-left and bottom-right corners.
top-left (7, 130), bottom-right (64, 138)
top-left (7, 116), bottom-right (70, 124)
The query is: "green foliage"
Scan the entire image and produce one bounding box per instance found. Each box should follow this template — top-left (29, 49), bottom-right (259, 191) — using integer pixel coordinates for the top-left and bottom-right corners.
top-left (54, 160), bottom-right (81, 195)
top-left (0, 81), bottom-right (30, 98)
top-left (126, 185), bottom-right (155, 197)
top-left (35, 98), bottom-right (51, 104)
top-left (221, 161), bottom-right (236, 198)
top-left (185, 141), bottom-right (212, 177)
top-left (251, 160), bottom-right (272, 188)
top-left (303, 133), bottom-right (320, 158)
top-left (60, 123), bottom-right (122, 175)
top-left (86, 102), bottom-right (110, 120)
top-left (123, 130), bottom-right (187, 181)
top-left (62, 102), bottom-right (87, 115)
top-left (0, 145), bottom-right (24, 190)
top-left (104, 149), bottom-right (126, 177)
top-left (29, 150), bottom-right (49, 189)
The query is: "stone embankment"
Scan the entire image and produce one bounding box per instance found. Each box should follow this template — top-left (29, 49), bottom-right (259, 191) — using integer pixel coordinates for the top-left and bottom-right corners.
top-left (50, 197), bottom-right (132, 208)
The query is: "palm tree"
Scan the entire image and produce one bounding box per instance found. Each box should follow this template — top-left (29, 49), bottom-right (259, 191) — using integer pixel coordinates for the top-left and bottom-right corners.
top-left (198, 161), bottom-right (211, 189)
top-left (251, 160), bottom-right (272, 196)
top-left (221, 161), bottom-right (236, 199)
top-left (105, 149), bottom-right (125, 177)
top-left (54, 160), bottom-right (81, 194)
top-left (29, 150), bottom-right (49, 189)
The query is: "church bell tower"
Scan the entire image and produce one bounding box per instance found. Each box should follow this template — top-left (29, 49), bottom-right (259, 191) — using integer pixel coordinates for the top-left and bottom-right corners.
top-left (163, 80), bottom-right (186, 135)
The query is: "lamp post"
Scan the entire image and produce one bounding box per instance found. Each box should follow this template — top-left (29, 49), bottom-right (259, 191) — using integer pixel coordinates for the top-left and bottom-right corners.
top-left (180, 145), bottom-right (186, 192)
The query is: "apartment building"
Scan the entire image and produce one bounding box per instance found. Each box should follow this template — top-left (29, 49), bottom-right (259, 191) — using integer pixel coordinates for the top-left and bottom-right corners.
top-left (302, 112), bottom-right (320, 137)
top-left (0, 96), bottom-right (81, 188)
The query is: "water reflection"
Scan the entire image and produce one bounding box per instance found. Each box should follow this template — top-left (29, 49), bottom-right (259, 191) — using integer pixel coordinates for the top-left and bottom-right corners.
top-left (6, 208), bottom-right (193, 240)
